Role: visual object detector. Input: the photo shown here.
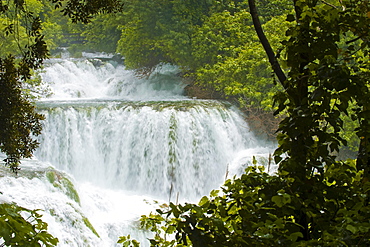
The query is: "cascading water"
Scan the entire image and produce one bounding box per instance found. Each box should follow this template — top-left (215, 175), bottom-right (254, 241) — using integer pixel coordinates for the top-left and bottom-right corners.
top-left (0, 53), bottom-right (275, 246)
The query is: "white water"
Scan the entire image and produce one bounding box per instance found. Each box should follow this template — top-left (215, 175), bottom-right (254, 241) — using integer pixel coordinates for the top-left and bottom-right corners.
top-left (0, 54), bottom-right (275, 246)
top-left (40, 58), bottom-right (185, 101)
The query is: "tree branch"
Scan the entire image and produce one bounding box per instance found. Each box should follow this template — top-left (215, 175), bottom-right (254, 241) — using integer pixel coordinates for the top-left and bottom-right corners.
top-left (248, 0), bottom-right (287, 88)
top-left (346, 35), bottom-right (363, 44)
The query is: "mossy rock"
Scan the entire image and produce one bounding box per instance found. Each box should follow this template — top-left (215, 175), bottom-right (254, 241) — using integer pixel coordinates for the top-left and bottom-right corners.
top-left (46, 170), bottom-right (81, 205)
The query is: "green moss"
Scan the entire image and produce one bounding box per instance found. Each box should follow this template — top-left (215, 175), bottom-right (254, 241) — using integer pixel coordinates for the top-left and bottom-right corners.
top-left (60, 177), bottom-right (81, 205)
top-left (45, 170), bottom-right (81, 205)
top-left (66, 202), bottom-right (101, 239)
top-left (49, 208), bottom-right (56, 216)
top-left (46, 171), bottom-right (56, 184)
top-left (82, 216), bottom-right (100, 238)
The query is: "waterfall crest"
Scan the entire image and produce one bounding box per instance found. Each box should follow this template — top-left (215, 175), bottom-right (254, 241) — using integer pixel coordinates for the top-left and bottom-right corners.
top-left (36, 99), bottom-right (259, 200)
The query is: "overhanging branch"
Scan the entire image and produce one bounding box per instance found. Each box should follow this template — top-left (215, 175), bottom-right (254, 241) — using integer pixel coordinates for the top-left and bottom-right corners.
top-left (248, 0), bottom-right (287, 88)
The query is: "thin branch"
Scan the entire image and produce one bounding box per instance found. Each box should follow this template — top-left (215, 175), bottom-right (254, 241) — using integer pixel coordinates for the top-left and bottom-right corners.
top-left (321, 0), bottom-right (338, 9)
top-left (346, 35), bottom-right (363, 44)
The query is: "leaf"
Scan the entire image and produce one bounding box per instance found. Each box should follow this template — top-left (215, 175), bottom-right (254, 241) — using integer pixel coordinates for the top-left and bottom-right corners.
top-left (210, 190), bottom-right (219, 197)
top-left (271, 193), bottom-right (291, 208)
top-left (156, 209), bottom-right (163, 214)
top-left (199, 196), bottom-right (209, 207)
top-left (252, 156), bottom-right (257, 165)
top-left (346, 225), bottom-right (358, 234)
top-left (170, 203), bottom-right (180, 218)
top-left (288, 232), bottom-right (303, 242)
top-left (271, 196), bottom-right (284, 207)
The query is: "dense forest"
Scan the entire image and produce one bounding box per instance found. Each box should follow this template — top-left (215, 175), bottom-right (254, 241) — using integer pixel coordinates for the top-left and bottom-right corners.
top-left (1, 0), bottom-right (370, 246)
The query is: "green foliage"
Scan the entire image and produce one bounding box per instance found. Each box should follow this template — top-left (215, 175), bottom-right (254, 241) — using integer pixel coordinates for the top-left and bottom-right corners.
top-left (271, 0), bottom-right (370, 241)
top-left (117, 235), bottom-right (140, 247)
top-left (81, 13), bottom-right (123, 53)
top-left (116, 0), bottom-right (208, 70)
top-left (0, 202), bottom-right (59, 246)
top-left (274, 0), bottom-right (370, 177)
top-left (193, 14), bottom-right (289, 109)
top-left (0, 56), bottom-right (46, 172)
top-left (0, 0), bottom-right (63, 57)
top-left (116, 0), bottom-right (167, 68)
top-left (255, 0), bottom-right (292, 21)
top-left (49, 0), bottom-right (123, 24)
top-left (120, 163), bottom-right (370, 246)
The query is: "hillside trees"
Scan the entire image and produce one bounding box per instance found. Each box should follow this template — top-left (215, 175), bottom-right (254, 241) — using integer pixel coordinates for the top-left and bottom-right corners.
top-left (119, 0), bottom-right (370, 246)
top-left (116, 1), bottom-right (291, 106)
top-left (116, 0), bottom-right (214, 70)
top-left (81, 13), bottom-right (123, 53)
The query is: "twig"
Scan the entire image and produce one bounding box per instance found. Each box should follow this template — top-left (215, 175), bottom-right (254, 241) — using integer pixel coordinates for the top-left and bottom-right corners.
top-left (321, 0), bottom-right (338, 9)
top-left (168, 183), bottom-right (173, 204)
top-left (225, 163), bottom-right (229, 181)
top-left (268, 153), bottom-right (272, 173)
top-left (175, 192), bottom-right (179, 205)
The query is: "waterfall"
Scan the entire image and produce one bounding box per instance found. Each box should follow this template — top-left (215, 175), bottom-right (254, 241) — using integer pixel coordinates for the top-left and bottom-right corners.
top-left (36, 99), bottom-right (260, 200)
top-left (0, 54), bottom-right (275, 246)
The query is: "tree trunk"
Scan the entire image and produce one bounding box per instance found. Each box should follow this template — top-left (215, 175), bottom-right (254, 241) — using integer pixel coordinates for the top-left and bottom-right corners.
top-left (357, 104), bottom-right (370, 178)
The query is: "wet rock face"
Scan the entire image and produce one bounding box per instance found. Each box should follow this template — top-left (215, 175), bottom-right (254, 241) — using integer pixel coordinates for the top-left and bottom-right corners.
top-left (0, 163), bottom-right (102, 245)
top-left (0, 163), bottom-right (80, 205)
